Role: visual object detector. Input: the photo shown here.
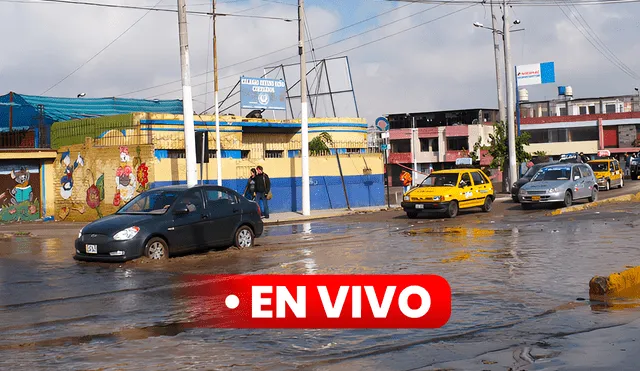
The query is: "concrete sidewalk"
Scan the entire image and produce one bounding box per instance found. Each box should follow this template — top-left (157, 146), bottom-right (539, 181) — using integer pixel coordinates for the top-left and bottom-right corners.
top-left (262, 206), bottom-right (391, 225)
top-left (263, 194), bottom-right (513, 225)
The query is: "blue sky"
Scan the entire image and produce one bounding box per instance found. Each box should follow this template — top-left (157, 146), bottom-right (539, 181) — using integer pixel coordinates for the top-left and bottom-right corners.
top-left (1, 0), bottom-right (640, 127)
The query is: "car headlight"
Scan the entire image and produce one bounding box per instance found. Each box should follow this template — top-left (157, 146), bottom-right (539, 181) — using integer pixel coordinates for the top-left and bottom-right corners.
top-left (432, 196), bottom-right (441, 201)
top-left (113, 226), bottom-right (140, 241)
top-left (403, 195), bottom-right (410, 201)
top-left (78, 228), bottom-right (83, 239)
top-left (548, 188), bottom-right (558, 193)
top-left (512, 182), bottom-right (518, 188)
top-left (519, 189), bottom-right (527, 195)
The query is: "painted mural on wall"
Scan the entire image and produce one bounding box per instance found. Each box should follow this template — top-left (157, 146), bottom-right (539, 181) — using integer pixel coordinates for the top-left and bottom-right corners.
top-left (60, 151), bottom-right (85, 199)
top-left (0, 162), bottom-right (41, 221)
top-left (55, 142), bottom-right (155, 222)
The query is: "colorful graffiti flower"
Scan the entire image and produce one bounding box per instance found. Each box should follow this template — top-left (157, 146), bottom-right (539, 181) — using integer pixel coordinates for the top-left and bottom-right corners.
top-left (119, 146), bottom-right (130, 162)
top-left (113, 191), bottom-right (121, 207)
top-left (137, 163), bottom-right (149, 188)
top-left (86, 185), bottom-right (100, 209)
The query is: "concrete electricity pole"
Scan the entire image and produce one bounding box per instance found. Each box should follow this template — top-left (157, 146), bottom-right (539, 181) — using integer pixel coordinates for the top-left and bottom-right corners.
top-left (299, 0), bottom-right (310, 216)
top-left (177, 0), bottom-right (198, 187)
top-left (490, 0), bottom-right (506, 124)
top-left (212, 0), bottom-right (222, 186)
top-left (502, 0), bottom-right (517, 189)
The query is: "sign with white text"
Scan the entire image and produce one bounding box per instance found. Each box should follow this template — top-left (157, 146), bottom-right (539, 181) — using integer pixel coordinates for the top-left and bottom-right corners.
top-left (240, 77), bottom-right (287, 110)
top-left (180, 274), bottom-right (451, 329)
top-left (516, 62), bottom-right (555, 86)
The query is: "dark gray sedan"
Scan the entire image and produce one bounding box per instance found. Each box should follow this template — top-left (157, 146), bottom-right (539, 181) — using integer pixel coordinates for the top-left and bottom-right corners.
top-left (74, 185), bottom-right (264, 262)
top-left (511, 162), bottom-right (556, 202)
top-left (518, 163), bottom-right (598, 209)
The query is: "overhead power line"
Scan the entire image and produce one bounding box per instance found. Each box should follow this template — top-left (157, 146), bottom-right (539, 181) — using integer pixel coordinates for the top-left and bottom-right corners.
top-left (0, 0), bottom-right (296, 20)
top-left (129, 0), bottom-right (446, 99)
top-left (41, 0), bottom-right (166, 94)
top-left (387, 0), bottom-right (640, 5)
top-left (553, 0), bottom-right (639, 79)
top-left (156, 2), bottom-right (478, 103)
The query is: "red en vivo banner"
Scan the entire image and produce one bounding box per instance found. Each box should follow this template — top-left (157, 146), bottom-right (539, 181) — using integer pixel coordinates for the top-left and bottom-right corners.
top-left (180, 274), bottom-right (451, 329)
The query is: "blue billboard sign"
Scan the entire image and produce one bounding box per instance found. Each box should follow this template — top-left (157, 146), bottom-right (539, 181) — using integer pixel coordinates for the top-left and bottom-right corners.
top-left (240, 77), bottom-right (287, 111)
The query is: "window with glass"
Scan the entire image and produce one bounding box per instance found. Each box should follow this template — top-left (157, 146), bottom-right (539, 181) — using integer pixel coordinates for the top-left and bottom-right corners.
top-left (568, 127), bottom-right (598, 142)
top-left (117, 190), bottom-right (181, 214)
top-left (531, 166), bottom-right (572, 181)
top-left (420, 173), bottom-right (458, 187)
top-left (391, 139), bottom-right (411, 153)
top-left (447, 137), bottom-right (469, 151)
top-left (461, 172), bottom-right (471, 186)
top-left (471, 171), bottom-right (486, 185)
top-left (606, 104), bottom-right (616, 113)
top-left (588, 162), bottom-right (609, 172)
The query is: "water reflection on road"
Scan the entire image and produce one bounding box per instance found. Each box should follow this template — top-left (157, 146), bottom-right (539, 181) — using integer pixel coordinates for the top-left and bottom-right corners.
top-left (1, 207), bottom-right (640, 370)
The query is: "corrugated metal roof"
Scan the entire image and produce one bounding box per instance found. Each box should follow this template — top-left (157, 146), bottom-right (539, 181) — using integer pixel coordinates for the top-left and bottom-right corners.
top-left (0, 92), bottom-right (183, 130)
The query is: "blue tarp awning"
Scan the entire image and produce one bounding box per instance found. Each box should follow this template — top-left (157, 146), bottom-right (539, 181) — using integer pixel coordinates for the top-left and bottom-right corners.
top-left (0, 92), bottom-right (184, 131)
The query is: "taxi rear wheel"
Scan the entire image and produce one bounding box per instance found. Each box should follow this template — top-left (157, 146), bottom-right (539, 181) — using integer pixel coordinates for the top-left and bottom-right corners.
top-left (445, 201), bottom-right (459, 218)
top-left (481, 196), bottom-right (493, 212)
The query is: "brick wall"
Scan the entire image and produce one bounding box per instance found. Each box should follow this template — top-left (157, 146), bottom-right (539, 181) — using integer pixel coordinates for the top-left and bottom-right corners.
top-left (53, 138), bottom-right (155, 222)
top-left (618, 125), bottom-right (637, 147)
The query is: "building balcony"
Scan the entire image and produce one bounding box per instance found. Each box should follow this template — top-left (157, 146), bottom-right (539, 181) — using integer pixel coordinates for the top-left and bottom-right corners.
top-left (388, 128), bottom-right (412, 140)
top-left (388, 152), bottom-right (412, 164)
top-left (445, 125), bottom-right (469, 137)
top-left (0, 128), bottom-right (50, 149)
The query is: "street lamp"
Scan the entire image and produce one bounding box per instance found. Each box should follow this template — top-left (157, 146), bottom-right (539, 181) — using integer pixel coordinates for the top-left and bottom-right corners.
top-left (77, 93), bottom-right (86, 98)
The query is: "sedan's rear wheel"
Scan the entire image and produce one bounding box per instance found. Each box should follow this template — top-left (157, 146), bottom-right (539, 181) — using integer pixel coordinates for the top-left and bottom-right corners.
top-left (589, 188), bottom-right (598, 203)
top-left (235, 225), bottom-right (255, 248)
top-left (145, 237), bottom-right (168, 260)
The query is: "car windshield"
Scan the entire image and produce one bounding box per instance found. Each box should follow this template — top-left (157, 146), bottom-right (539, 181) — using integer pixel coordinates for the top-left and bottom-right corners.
top-left (117, 190), bottom-right (181, 214)
top-left (420, 173), bottom-right (458, 187)
top-left (523, 165), bottom-right (544, 178)
top-left (531, 167), bottom-right (572, 181)
top-left (588, 162), bottom-right (609, 172)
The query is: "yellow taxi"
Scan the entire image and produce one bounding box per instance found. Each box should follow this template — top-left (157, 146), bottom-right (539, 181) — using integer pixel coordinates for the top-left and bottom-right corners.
top-left (401, 160), bottom-right (495, 219)
top-left (587, 151), bottom-right (623, 191)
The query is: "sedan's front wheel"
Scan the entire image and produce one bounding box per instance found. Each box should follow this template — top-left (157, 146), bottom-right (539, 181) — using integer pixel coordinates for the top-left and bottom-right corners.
top-left (145, 237), bottom-right (169, 260)
top-left (235, 225), bottom-right (255, 248)
top-left (563, 191), bottom-right (573, 207)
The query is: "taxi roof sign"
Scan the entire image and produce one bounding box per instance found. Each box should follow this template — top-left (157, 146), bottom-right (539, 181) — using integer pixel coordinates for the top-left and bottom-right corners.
top-left (455, 157), bottom-right (473, 165)
top-left (597, 150), bottom-right (611, 157)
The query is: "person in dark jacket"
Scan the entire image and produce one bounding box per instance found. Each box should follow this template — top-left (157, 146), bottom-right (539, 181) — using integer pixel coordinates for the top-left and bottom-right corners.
top-left (254, 165), bottom-right (270, 218)
top-left (243, 168), bottom-right (257, 200)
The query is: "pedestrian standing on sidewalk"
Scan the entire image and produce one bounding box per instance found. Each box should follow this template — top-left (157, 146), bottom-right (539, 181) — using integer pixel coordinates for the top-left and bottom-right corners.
top-left (243, 168), bottom-right (257, 200)
top-left (254, 165), bottom-right (271, 219)
top-left (400, 170), bottom-right (412, 194)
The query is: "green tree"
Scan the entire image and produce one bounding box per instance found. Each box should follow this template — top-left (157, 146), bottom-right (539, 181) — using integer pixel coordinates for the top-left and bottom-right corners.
top-left (484, 121), bottom-right (532, 171)
top-left (309, 132), bottom-right (333, 155)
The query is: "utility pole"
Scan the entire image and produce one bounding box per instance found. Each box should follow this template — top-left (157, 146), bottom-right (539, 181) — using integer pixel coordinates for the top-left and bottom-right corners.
top-left (412, 116), bottom-right (418, 186)
top-left (177, 0), bottom-right (198, 187)
top-left (212, 0), bottom-right (222, 186)
top-left (299, 0), bottom-right (310, 216)
top-left (503, 0), bottom-right (517, 189)
top-left (490, 0), bottom-right (506, 124)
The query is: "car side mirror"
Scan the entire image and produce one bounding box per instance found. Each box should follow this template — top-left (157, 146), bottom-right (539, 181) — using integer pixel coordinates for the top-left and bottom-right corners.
top-left (173, 203), bottom-right (190, 215)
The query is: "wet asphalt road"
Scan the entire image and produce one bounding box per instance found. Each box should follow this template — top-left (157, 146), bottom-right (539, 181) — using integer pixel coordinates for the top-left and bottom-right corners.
top-left (1, 185), bottom-right (640, 370)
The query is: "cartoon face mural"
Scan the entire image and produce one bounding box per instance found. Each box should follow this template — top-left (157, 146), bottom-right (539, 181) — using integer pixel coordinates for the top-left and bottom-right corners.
top-left (60, 150), bottom-right (85, 199)
top-left (0, 162), bottom-right (41, 221)
top-left (114, 146), bottom-right (137, 203)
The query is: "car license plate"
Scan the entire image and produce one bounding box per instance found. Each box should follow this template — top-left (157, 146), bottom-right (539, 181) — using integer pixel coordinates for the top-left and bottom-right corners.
top-left (415, 204), bottom-right (424, 209)
top-left (86, 244), bottom-right (97, 254)
top-left (531, 196), bottom-right (541, 202)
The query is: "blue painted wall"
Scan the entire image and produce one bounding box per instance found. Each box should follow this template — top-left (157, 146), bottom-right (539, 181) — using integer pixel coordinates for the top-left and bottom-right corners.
top-left (150, 174), bottom-right (384, 213)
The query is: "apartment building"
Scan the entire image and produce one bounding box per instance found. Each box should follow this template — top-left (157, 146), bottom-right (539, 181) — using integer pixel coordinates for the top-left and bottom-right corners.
top-left (520, 93), bottom-right (640, 159)
top-left (385, 108), bottom-right (498, 186)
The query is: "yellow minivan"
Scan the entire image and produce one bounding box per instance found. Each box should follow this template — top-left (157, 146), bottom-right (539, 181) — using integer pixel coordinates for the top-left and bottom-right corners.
top-left (587, 158), bottom-right (623, 191)
top-left (401, 168), bottom-right (495, 218)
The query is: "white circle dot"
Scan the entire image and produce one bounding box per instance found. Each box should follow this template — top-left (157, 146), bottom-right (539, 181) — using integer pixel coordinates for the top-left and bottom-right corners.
top-left (225, 294), bottom-right (240, 309)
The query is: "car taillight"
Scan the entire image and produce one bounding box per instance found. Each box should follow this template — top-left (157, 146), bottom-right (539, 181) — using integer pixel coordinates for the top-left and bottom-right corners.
top-left (256, 202), bottom-right (262, 217)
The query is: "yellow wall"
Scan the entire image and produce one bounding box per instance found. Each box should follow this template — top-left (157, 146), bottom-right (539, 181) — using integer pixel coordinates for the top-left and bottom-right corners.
top-left (43, 159), bottom-right (56, 218)
top-left (526, 141), bottom-right (599, 156)
top-left (153, 153), bottom-right (384, 183)
top-left (53, 138), bottom-right (156, 222)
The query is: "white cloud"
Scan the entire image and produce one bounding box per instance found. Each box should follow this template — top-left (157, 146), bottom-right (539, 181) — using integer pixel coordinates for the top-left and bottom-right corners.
top-left (1, 0), bottom-right (639, 127)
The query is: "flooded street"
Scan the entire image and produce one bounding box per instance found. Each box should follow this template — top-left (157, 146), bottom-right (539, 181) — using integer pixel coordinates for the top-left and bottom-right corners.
top-left (1, 201), bottom-right (640, 370)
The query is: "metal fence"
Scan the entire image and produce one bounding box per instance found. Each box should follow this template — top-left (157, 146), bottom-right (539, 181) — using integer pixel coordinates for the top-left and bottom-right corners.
top-left (0, 126), bottom-right (50, 149)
